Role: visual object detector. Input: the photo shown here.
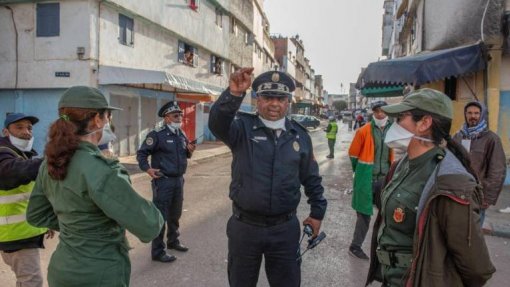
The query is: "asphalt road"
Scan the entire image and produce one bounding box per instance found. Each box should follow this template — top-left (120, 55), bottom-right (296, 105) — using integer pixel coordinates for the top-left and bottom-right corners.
top-left (2, 122), bottom-right (510, 286)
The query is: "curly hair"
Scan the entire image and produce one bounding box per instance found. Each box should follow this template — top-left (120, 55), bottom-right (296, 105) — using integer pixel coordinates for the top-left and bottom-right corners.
top-left (45, 107), bottom-right (106, 180)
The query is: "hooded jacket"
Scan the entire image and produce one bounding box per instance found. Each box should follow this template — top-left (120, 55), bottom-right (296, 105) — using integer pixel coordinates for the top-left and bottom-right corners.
top-left (366, 150), bottom-right (495, 287)
top-left (452, 101), bottom-right (506, 206)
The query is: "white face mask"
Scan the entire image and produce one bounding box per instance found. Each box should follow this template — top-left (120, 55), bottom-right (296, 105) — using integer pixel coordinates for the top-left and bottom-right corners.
top-left (97, 123), bottom-right (117, 146)
top-left (384, 122), bottom-right (433, 151)
top-left (258, 116), bottom-right (286, 130)
top-left (169, 122), bottom-right (182, 129)
top-left (373, 116), bottom-right (388, 128)
top-left (9, 135), bottom-right (34, 152)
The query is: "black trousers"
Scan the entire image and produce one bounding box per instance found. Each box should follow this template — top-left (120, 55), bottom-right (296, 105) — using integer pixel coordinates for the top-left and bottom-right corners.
top-left (350, 212), bottom-right (371, 249)
top-left (151, 176), bottom-right (184, 258)
top-left (350, 178), bottom-right (384, 249)
top-left (227, 215), bottom-right (301, 287)
top-left (327, 139), bottom-right (336, 156)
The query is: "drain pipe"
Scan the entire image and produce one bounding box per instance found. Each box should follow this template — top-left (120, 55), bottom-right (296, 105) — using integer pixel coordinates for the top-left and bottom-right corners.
top-left (5, 6), bottom-right (18, 89)
top-left (480, 0), bottom-right (491, 126)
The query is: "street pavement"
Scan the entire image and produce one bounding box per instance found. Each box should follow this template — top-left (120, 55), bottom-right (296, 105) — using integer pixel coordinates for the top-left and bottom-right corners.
top-left (2, 122), bottom-right (510, 286)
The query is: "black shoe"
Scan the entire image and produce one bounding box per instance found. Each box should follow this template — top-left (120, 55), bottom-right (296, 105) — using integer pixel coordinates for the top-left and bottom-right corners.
top-left (168, 242), bottom-right (189, 252)
top-left (326, 155), bottom-right (334, 159)
top-left (152, 253), bottom-right (177, 263)
top-left (348, 247), bottom-right (369, 260)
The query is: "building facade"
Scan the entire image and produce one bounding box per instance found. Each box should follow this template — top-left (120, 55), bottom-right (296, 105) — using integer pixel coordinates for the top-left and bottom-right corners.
top-left (0, 0), bottom-right (259, 155)
top-left (359, 0), bottom-right (510, 155)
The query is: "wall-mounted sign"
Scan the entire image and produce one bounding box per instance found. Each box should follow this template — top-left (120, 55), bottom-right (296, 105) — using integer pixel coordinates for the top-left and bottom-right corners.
top-left (55, 72), bottom-right (70, 77)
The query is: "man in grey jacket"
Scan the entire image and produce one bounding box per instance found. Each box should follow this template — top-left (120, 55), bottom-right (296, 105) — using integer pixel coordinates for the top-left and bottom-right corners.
top-left (453, 101), bottom-right (507, 225)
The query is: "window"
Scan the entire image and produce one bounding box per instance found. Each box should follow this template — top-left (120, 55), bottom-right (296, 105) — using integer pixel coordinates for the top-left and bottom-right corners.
top-left (119, 14), bottom-right (134, 46)
top-left (178, 41), bottom-right (198, 67)
top-left (189, 0), bottom-right (200, 11)
top-left (444, 77), bottom-right (457, 100)
top-left (210, 55), bottom-right (224, 75)
top-left (215, 8), bottom-right (223, 28)
top-left (231, 17), bottom-right (238, 35)
top-left (246, 32), bottom-right (253, 45)
top-left (36, 3), bottom-right (60, 37)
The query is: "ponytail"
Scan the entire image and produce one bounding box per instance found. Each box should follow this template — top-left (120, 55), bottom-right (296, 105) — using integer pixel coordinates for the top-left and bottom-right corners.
top-left (427, 113), bottom-right (479, 180)
top-left (445, 136), bottom-right (479, 181)
top-left (45, 108), bottom-right (104, 180)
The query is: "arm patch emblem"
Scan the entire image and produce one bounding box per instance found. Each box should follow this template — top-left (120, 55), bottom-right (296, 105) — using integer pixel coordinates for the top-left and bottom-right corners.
top-left (146, 137), bottom-right (154, 146)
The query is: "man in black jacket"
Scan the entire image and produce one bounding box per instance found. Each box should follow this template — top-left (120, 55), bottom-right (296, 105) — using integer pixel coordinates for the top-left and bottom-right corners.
top-left (137, 102), bottom-right (196, 263)
top-left (209, 68), bottom-right (327, 287)
top-left (0, 113), bottom-right (53, 287)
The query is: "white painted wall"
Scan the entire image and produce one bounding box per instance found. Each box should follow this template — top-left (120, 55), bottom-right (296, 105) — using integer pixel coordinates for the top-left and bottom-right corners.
top-left (0, 0), bottom-right (95, 89)
top-left (108, 0), bottom-right (229, 58)
top-left (99, 1), bottom-right (230, 89)
top-left (0, 0), bottom-right (234, 90)
top-left (252, 1), bottom-right (265, 76)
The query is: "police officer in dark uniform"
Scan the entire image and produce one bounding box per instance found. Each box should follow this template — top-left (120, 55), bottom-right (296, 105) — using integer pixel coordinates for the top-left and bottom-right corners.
top-left (209, 68), bottom-right (327, 287)
top-left (136, 101), bottom-right (196, 263)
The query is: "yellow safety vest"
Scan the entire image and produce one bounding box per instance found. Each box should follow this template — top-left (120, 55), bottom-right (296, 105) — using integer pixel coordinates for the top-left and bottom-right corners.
top-left (0, 147), bottom-right (47, 242)
top-left (326, 122), bottom-right (338, 140)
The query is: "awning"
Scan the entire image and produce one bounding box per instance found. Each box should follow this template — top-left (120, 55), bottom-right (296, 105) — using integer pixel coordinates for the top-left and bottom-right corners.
top-left (295, 102), bottom-right (313, 108)
top-left (99, 65), bottom-right (224, 96)
top-left (176, 93), bottom-right (215, 102)
top-left (99, 65), bottom-right (167, 84)
top-left (361, 86), bottom-right (404, 98)
top-left (357, 42), bottom-right (486, 89)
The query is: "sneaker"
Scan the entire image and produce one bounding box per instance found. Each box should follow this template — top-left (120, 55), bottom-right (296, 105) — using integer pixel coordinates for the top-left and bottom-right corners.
top-left (499, 207), bottom-right (510, 213)
top-left (348, 247), bottom-right (369, 260)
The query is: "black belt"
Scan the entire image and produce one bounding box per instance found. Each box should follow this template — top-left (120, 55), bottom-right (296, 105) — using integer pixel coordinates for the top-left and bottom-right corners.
top-left (232, 204), bottom-right (295, 227)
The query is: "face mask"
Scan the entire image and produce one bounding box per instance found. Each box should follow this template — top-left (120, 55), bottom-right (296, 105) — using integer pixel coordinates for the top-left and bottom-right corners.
top-left (384, 122), bottom-right (433, 151)
top-left (373, 117), bottom-right (388, 128)
top-left (258, 116), bottom-right (286, 130)
top-left (97, 123), bottom-right (117, 146)
top-left (169, 122), bottom-right (182, 129)
top-left (9, 135), bottom-right (34, 152)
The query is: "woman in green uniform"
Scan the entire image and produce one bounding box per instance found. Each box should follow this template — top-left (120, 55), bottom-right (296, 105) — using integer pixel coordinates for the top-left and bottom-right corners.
top-left (27, 86), bottom-right (164, 287)
top-left (366, 89), bottom-right (495, 287)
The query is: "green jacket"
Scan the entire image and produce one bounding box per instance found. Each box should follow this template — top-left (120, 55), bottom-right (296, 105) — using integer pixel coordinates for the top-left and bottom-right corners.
top-left (27, 142), bottom-right (164, 287)
top-left (367, 150), bottom-right (495, 287)
top-left (348, 121), bottom-right (393, 215)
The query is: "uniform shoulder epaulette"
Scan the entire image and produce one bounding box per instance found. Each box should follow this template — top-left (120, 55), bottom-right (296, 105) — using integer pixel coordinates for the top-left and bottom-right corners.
top-left (236, 110), bottom-right (257, 117)
top-left (291, 119), bottom-right (309, 133)
top-left (154, 125), bottom-right (166, 132)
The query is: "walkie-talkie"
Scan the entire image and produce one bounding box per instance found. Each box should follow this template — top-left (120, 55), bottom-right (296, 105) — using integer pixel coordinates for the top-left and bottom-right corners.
top-left (190, 134), bottom-right (204, 144)
top-left (297, 224), bottom-right (327, 261)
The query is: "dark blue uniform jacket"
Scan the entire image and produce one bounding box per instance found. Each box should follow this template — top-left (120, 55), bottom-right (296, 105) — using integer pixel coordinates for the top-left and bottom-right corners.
top-left (136, 126), bottom-right (191, 177)
top-left (0, 136), bottom-right (44, 251)
top-left (209, 90), bottom-right (327, 220)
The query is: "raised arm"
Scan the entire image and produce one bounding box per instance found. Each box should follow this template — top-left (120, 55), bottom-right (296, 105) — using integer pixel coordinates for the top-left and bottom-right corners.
top-left (209, 67), bottom-right (253, 148)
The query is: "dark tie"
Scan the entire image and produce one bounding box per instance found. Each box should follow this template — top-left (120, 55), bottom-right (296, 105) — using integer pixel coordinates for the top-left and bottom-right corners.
top-left (273, 129), bottom-right (280, 138)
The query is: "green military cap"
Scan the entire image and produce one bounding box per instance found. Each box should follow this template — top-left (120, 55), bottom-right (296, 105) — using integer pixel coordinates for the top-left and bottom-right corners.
top-left (381, 88), bottom-right (453, 119)
top-left (58, 86), bottom-right (121, 110)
